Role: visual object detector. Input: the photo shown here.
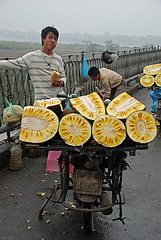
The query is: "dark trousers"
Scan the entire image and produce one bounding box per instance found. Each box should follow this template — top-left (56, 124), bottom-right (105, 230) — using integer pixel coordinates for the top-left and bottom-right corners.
top-left (110, 78), bottom-right (126, 100)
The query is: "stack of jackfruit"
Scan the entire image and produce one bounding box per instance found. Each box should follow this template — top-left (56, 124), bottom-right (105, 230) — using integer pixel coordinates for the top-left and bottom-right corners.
top-left (19, 91), bottom-right (157, 147)
top-left (139, 63), bottom-right (161, 87)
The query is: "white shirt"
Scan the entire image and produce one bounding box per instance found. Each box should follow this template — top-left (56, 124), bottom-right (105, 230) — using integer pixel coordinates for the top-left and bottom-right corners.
top-left (0, 50), bottom-right (66, 100)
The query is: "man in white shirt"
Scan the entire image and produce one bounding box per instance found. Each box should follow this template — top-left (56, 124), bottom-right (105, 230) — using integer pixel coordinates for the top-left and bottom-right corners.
top-left (0, 26), bottom-right (66, 100)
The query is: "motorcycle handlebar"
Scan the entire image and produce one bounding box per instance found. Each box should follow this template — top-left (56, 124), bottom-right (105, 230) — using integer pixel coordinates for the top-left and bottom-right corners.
top-left (57, 93), bottom-right (78, 99)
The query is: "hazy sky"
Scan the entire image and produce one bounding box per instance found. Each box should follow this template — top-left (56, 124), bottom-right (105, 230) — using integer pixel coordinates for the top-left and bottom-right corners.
top-left (1, 0), bottom-right (161, 37)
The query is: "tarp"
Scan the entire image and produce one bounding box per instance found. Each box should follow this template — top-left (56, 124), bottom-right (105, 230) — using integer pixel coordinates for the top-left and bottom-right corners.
top-left (150, 87), bottom-right (161, 112)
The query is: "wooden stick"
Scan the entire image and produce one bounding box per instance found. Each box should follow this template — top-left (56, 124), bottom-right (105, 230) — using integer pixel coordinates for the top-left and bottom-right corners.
top-left (95, 87), bottom-right (104, 99)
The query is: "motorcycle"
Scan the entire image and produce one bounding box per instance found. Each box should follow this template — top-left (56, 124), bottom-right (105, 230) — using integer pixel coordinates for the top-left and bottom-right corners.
top-left (25, 93), bottom-right (148, 235)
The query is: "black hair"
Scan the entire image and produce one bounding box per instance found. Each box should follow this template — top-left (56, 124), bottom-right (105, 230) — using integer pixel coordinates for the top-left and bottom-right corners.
top-left (41, 26), bottom-right (59, 46)
top-left (88, 67), bottom-right (100, 77)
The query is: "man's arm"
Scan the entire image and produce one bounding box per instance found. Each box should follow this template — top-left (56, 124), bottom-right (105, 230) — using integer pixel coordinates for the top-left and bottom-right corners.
top-left (0, 56), bottom-right (28, 70)
top-left (102, 77), bottom-right (111, 99)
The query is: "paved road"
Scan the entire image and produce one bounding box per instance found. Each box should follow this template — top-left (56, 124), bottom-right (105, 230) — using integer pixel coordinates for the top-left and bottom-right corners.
top-left (0, 87), bottom-right (161, 240)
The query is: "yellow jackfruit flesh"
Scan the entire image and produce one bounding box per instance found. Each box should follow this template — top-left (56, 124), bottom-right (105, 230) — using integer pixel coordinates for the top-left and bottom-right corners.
top-left (69, 92), bottom-right (105, 121)
top-left (126, 111), bottom-right (157, 144)
top-left (34, 98), bottom-right (63, 113)
top-left (155, 73), bottom-right (161, 87)
top-left (106, 92), bottom-right (146, 119)
top-left (143, 64), bottom-right (161, 75)
top-left (50, 71), bottom-right (60, 84)
top-left (59, 113), bottom-right (91, 146)
top-left (92, 115), bottom-right (126, 147)
top-left (19, 106), bottom-right (59, 143)
top-left (140, 75), bottom-right (154, 87)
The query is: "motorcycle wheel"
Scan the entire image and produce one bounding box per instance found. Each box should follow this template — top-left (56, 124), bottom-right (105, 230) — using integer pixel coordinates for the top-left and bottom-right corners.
top-left (83, 202), bottom-right (94, 235)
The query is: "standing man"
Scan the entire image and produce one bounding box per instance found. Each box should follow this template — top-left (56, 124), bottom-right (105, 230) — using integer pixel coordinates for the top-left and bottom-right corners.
top-left (88, 67), bottom-right (126, 100)
top-left (0, 26), bottom-right (66, 100)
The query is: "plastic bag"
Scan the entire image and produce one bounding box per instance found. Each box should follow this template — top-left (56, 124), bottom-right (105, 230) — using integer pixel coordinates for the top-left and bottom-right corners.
top-left (81, 53), bottom-right (90, 82)
top-left (150, 88), bottom-right (161, 112)
top-left (102, 50), bottom-right (118, 64)
top-left (3, 98), bottom-right (23, 125)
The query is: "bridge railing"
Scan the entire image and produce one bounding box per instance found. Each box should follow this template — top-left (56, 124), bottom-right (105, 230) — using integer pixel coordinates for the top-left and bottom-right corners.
top-left (0, 46), bottom-right (161, 126)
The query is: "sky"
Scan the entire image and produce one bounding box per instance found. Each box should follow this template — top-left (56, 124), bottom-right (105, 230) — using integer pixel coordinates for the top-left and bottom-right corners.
top-left (1, 0), bottom-right (161, 37)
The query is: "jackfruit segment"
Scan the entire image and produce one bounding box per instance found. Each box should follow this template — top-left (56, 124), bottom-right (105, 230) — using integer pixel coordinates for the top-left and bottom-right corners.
top-left (140, 75), bottom-right (154, 87)
top-left (34, 98), bottom-right (61, 108)
top-left (126, 111), bottom-right (157, 144)
top-left (34, 98), bottom-right (63, 113)
top-left (106, 92), bottom-right (146, 119)
top-left (50, 71), bottom-right (60, 84)
top-left (19, 106), bottom-right (59, 143)
top-left (92, 115), bottom-right (126, 147)
top-left (143, 64), bottom-right (161, 75)
top-left (155, 74), bottom-right (161, 87)
top-left (69, 92), bottom-right (105, 121)
top-left (59, 113), bottom-right (91, 146)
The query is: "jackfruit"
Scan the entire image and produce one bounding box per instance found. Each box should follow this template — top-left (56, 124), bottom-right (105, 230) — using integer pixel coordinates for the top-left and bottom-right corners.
top-left (155, 73), bottom-right (161, 87)
top-left (69, 92), bottom-right (105, 121)
top-left (126, 110), bottom-right (157, 144)
top-left (143, 64), bottom-right (161, 75)
top-left (106, 92), bottom-right (146, 119)
top-left (140, 74), bottom-right (154, 87)
top-left (59, 113), bottom-right (91, 146)
top-left (34, 98), bottom-right (63, 114)
top-left (92, 115), bottom-right (126, 147)
top-left (50, 71), bottom-right (60, 85)
top-left (19, 106), bottom-right (59, 143)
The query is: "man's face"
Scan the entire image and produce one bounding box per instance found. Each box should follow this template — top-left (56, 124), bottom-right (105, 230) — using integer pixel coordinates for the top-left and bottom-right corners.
top-left (90, 74), bottom-right (100, 81)
top-left (42, 32), bottom-right (58, 51)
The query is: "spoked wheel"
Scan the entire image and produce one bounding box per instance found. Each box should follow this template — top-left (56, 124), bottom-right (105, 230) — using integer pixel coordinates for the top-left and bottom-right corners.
top-left (83, 202), bottom-right (94, 235)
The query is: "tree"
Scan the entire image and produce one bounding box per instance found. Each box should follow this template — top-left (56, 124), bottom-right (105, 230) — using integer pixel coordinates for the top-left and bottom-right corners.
top-left (86, 44), bottom-right (98, 53)
top-left (142, 43), bottom-right (154, 48)
top-left (105, 40), bottom-right (119, 51)
top-left (82, 40), bottom-right (91, 45)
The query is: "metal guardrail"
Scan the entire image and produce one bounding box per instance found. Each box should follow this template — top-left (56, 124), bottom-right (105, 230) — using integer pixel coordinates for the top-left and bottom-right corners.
top-left (0, 46), bottom-right (161, 127)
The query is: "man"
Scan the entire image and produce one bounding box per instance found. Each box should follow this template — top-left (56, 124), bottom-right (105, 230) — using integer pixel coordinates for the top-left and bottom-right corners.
top-left (88, 67), bottom-right (126, 100)
top-left (0, 26), bottom-right (66, 100)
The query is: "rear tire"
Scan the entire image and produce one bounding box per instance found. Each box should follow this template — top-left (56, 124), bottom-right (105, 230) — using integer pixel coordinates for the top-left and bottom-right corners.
top-left (83, 202), bottom-right (94, 235)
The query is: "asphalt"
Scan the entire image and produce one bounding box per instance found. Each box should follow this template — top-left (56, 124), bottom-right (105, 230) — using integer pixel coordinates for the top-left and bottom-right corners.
top-left (2, 81), bottom-right (157, 240)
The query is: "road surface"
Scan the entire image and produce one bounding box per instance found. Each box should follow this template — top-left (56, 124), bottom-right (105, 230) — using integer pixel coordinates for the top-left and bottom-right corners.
top-left (0, 87), bottom-right (161, 240)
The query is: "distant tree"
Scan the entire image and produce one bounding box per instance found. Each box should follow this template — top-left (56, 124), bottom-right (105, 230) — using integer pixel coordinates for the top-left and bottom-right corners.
top-left (105, 40), bottom-right (119, 51)
top-left (142, 43), bottom-right (154, 48)
top-left (82, 40), bottom-right (91, 45)
top-left (86, 43), bottom-right (99, 53)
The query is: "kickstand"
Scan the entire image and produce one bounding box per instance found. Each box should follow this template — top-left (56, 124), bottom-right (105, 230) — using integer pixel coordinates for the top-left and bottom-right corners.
top-left (38, 184), bottom-right (60, 220)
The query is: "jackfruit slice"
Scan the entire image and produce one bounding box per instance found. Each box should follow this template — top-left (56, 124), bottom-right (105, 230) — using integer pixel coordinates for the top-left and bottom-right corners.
top-left (69, 92), bottom-right (105, 121)
top-left (19, 106), bottom-right (59, 143)
top-left (92, 115), bottom-right (126, 147)
top-left (106, 92), bottom-right (146, 119)
top-left (143, 64), bottom-right (161, 75)
top-left (140, 74), bottom-right (154, 87)
top-left (59, 113), bottom-right (91, 146)
top-left (50, 71), bottom-right (60, 84)
top-left (34, 98), bottom-right (63, 113)
top-left (126, 110), bottom-right (157, 144)
top-left (155, 73), bottom-right (161, 87)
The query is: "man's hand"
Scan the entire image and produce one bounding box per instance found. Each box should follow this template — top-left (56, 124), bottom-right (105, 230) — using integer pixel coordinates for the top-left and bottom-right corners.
top-left (51, 80), bottom-right (64, 86)
top-left (102, 96), bottom-right (107, 101)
